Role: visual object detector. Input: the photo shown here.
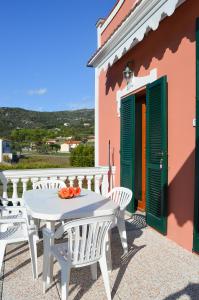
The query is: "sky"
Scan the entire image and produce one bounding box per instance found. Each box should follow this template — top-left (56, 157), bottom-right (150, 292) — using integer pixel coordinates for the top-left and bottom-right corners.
top-left (0, 0), bottom-right (116, 111)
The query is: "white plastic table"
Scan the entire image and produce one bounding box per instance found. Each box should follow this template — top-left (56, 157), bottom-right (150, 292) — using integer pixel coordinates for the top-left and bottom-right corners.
top-left (23, 188), bottom-right (118, 278)
top-left (23, 188), bottom-right (118, 225)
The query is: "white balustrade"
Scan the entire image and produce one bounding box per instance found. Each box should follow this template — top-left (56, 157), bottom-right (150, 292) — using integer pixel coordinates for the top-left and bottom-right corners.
top-left (77, 176), bottom-right (84, 189)
top-left (2, 178), bottom-right (8, 199)
top-left (95, 174), bottom-right (102, 194)
top-left (0, 166), bottom-right (116, 206)
top-left (86, 175), bottom-right (93, 191)
top-left (21, 178), bottom-right (29, 195)
top-left (68, 176), bottom-right (76, 187)
top-left (11, 178), bottom-right (19, 200)
top-left (101, 173), bottom-right (109, 196)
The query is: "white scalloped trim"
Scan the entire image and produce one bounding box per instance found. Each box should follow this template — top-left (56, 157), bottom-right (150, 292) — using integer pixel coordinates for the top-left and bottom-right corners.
top-left (89, 0), bottom-right (186, 70)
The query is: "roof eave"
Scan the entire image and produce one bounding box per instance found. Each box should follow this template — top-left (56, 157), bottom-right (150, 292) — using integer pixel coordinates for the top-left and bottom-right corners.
top-left (87, 0), bottom-right (186, 69)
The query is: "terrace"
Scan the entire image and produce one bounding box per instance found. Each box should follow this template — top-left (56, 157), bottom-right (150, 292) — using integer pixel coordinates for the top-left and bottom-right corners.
top-left (0, 167), bottom-right (199, 300)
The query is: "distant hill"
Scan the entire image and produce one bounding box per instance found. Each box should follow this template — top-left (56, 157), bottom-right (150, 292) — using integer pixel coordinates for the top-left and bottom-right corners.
top-left (0, 107), bottom-right (94, 137)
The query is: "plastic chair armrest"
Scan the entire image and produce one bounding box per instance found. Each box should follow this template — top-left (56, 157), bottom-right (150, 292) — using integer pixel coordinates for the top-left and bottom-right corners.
top-left (0, 217), bottom-right (27, 224)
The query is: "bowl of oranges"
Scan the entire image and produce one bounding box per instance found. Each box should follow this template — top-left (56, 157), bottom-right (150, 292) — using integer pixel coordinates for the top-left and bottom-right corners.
top-left (58, 187), bottom-right (81, 199)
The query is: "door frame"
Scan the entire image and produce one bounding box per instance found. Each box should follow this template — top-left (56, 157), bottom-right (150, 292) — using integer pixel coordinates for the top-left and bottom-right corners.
top-left (120, 76), bottom-right (168, 235)
top-left (134, 90), bottom-right (147, 212)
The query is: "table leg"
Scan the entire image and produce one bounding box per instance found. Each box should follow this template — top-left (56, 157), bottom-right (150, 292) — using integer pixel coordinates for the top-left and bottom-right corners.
top-left (46, 221), bottom-right (55, 285)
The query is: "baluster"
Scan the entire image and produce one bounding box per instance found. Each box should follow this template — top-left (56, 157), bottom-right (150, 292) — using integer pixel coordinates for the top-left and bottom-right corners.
top-left (69, 176), bottom-right (76, 187)
top-left (77, 176), bottom-right (84, 189)
top-left (60, 176), bottom-right (67, 185)
top-left (87, 175), bottom-right (93, 191)
top-left (101, 173), bottom-right (109, 196)
top-left (21, 178), bottom-right (29, 196)
top-left (111, 167), bottom-right (116, 189)
top-left (95, 175), bottom-right (102, 194)
top-left (31, 177), bottom-right (39, 189)
top-left (11, 178), bottom-right (19, 206)
top-left (2, 178), bottom-right (8, 199)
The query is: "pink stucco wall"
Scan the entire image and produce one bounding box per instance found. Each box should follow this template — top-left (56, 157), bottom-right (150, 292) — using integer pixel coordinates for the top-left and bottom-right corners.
top-left (101, 0), bottom-right (137, 45)
top-left (98, 0), bottom-right (198, 251)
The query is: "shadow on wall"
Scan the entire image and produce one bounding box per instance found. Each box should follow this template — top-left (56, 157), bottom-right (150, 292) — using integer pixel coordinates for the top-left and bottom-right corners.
top-left (105, 0), bottom-right (197, 94)
top-left (167, 148), bottom-right (195, 228)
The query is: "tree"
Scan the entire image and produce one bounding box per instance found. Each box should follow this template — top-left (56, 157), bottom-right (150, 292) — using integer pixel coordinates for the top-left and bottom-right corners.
top-left (70, 144), bottom-right (94, 167)
top-left (10, 128), bottom-right (48, 153)
top-left (37, 143), bottom-right (49, 154)
top-left (49, 144), bottom-right (61, 153)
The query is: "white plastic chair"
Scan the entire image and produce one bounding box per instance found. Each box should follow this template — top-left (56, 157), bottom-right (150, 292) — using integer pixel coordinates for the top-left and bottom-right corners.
top-left (0, 206), bottom-right (38, 279)
top-left (42, 215), bottom-right (115, 300)
top-left (106, 187), bottom-right (132, 254)
top-left (33, 179), bottom-right (66, 190)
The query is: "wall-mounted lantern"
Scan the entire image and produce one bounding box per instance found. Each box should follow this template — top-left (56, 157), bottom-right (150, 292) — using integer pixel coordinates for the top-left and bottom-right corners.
top-left (123, 62), bottom-right (133, 86)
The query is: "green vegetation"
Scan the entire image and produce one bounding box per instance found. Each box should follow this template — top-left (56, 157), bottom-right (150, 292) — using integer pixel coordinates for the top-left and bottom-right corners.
top-left (0, 107), bottom-right (95, 170)
top-left (70, 144), bottom-right (94, 167)
top-left (0, 154), bottom-right (70, 170)
top-left (0, 107), bottom-right (94, 137)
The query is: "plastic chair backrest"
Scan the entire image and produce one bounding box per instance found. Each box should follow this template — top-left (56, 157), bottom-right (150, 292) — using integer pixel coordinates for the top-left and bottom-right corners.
top-left (54, 215), bottom-right (114, 266)
top-left (33, 179), bottom-right (66, 190)
top-left (106, 187), bottom-right (132, 211)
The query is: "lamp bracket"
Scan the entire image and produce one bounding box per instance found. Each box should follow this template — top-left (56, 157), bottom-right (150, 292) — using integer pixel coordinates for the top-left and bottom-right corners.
top-left (116, 68), bottom-right (157, 117)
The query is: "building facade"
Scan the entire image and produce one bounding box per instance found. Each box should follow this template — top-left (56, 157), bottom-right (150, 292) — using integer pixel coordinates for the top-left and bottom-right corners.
top-left (60, 141), bottom-right (81, 153)
top-left (88, 0), bottom-right (199, 252)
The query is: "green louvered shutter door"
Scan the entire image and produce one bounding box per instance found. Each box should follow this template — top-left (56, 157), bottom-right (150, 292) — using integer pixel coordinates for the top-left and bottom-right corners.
top-left (146, 76), bottom-right (168, 235)
top-left (120, 95), bottom-right (135, 213)
top-left (193, 18), bottom-right (199, 252)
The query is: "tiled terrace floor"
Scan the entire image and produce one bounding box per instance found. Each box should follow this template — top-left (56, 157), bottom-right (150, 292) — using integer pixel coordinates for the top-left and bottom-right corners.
top-left (1, 214), bottom-right (199, 300)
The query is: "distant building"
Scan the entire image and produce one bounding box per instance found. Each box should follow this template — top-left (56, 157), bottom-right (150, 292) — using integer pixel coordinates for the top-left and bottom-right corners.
top-left (59, 140), bottom-right (81, 153)
top-left (83, 123), bottom-right (90, 127)
top-left (46, 139), bottom-right (57, 145)
top-left (3, 140), bottom-right (12, 154)
top-left (87, 135), bottom-right (95, 143)
top-left (0, 139), bottom-right (13, 163)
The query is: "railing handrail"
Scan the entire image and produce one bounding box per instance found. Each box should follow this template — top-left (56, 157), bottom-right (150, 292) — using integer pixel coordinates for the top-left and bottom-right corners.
top-left (0, 166), bottom-right (115, 179)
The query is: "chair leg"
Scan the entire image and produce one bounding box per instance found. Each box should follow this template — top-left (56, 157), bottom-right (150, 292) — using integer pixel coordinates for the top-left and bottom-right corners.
top-left (117, 219), bottom-right (128, 254)
top-left (61, 263), bottom-right (70, 300)
top-left (48, 254), bottom-right (54, 284)
top-left (28, 233), bottom-right (38, 279)
top-left (90, 263), bottom-right (97, 280)
top-left (43, 251), bottom-right (54, 289)
top-left (0, 241), bottom-right (6, 276)
top-left (105, 231), bottom-right (112, 272)
top-left (99, 255), bottom-right (112, 300)
top-left (43, 248), bottom-right (50, 293)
